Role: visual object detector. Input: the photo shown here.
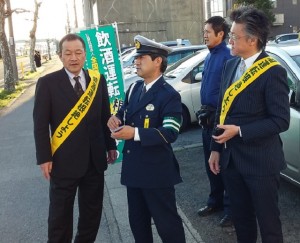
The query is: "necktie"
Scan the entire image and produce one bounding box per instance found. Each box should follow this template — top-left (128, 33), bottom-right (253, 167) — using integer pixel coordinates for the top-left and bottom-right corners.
top-left (74, 76), bottom-right (84, 97)
top-left (139, 85), bottom-right (147, 101)
top-left (234, 59), bottom-right (246, 83)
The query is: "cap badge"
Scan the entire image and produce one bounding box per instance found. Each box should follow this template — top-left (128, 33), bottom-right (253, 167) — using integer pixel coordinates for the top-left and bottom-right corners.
top-left (135, 40), bottom-right (141, 49)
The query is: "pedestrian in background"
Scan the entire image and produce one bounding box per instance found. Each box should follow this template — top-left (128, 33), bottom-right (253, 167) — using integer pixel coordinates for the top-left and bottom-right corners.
top-left (34, 50), bottom-right (42, 67)
top-left (209, 6), bottom-right (290, 243)
top-left (197, 16), bottom-right (233, 227)
top-left (107, 35), bottom-right (186, 243)
top-left (33, 33), bottom-right (117, 242)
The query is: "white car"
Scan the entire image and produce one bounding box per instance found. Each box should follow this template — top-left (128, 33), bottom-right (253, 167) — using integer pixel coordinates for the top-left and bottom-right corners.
top-left (163, 49), bottom-right (209, 129)
top-left (122, 45), bottom-right (206, 78)
top-left (265, 43), bottom-right (300, 187)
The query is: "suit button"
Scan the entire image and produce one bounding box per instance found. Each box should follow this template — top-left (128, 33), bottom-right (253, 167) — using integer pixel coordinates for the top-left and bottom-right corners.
top-left (127, 150), bottom-right (130, 154)
top-left (131, 123), bottom-right (134, 126)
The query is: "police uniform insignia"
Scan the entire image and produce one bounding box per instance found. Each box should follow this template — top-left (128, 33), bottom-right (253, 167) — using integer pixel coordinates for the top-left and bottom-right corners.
top-left (146, 104), bottom-right (155, 111)
top-left (135, 40), bottom-right (141, 49)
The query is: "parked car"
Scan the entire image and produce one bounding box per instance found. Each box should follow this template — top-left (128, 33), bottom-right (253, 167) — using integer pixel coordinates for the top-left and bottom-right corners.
top-left (122, 45), bottom-right (206, 75)
top-left (265, 43), bottom-right (300, 187)
top-left (163, 49), bottom-right (208, 129)
top-left (124, 49), bottom-right (209, 130)
top-left (120, 46), bottom-right (135, 59)
top-left (269, 33), bottom-right (299, 44)
top-left (160, 39), bottom-right (192, 47)
top-left (162, 43), bottom-right (300, 186)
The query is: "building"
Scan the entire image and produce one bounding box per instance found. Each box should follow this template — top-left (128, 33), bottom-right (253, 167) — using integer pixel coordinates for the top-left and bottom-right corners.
top-left (81, 0), bottom-right (206, 46)
top-left (271, 0), bottom-right (300, 37)
top-left (80, 0), bottom-right (299, 46)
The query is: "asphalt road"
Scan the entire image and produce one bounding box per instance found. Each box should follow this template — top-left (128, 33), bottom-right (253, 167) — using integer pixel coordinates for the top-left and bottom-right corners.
top-left (174, 126), bottom-right (300, 243)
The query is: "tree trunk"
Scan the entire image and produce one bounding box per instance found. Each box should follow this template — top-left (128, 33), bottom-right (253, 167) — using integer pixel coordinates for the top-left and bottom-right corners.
top-left (29, 0), bottom-right (41, 73)
top-left (6, 0), bottom-right (19, 84)
top-left (29, 36), bottom-right (36, 72)
top-left (0, 0), bottom-right (15, 92)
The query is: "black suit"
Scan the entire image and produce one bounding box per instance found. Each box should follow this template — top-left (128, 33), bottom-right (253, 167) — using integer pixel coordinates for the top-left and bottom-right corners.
top-left (33, 68), bottom-right (116, 242)
top-left (212, 52), bottom-right (290, 243)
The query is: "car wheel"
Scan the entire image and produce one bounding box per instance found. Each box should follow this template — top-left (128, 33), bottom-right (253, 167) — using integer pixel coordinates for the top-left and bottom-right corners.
top-left (180, 106), bottom-right (190, 132)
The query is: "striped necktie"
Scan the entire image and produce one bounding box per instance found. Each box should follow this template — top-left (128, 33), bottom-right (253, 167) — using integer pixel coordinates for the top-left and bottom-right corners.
top-left (73, 76), bottom-right (84, 97)
top-left (234, 59), bottom-right (246, 83)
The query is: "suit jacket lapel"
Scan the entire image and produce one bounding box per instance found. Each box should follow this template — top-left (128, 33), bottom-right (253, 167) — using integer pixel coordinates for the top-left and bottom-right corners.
top-left (227, 58), bottom-right (240, 87)
top-left (57, 68), bottom-right (78, 103)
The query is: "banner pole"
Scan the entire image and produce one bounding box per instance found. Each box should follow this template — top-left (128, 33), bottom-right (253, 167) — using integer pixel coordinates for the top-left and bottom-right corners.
top-left (112, 22), bottom-right (125, 88)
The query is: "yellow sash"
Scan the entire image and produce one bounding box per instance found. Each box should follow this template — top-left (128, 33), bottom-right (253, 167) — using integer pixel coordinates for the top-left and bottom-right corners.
top-left (51, 69), bottom-right (101, 155)
top-left (220, 57), bottom-right (280, 125)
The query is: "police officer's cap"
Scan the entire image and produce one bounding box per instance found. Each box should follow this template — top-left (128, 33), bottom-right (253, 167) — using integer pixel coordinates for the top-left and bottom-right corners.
top-left (134, 35), bottom-right (172, 57)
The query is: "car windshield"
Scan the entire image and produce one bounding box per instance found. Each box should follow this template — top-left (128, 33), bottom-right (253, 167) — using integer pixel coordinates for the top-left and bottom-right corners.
top-left (164, 50), bottom-right (208, 79)
top-left (123, 50), bottom-right (136, 62)
top-left (291, 55), bottom-right (300, 68)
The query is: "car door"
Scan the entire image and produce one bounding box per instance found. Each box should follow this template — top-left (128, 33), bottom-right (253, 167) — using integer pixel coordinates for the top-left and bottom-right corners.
top-left (180, 60), bottom-right (205, 123)
top-left (268, 51), bottom-right (300, 186)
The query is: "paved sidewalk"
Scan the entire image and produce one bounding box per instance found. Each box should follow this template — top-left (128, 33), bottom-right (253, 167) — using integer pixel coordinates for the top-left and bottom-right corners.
top-left (100, 162), bottom-right (205, 243)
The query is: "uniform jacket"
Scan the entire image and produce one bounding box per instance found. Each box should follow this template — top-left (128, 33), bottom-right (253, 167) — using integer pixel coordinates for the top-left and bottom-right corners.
top-left (117, 77), bottom-right (183, 188)
top-left (33, 68), bottom-right (116, 178)
top-left (211, 51), bottom-right (290, 176)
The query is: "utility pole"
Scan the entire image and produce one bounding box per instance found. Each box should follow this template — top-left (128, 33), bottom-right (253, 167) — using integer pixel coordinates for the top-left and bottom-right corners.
top-left (83, 0), bottom-right (94, 28)
top-left (73, 0), bottom-right (78, 28)
top-left (65, 3), bottom-right (71, 34)
top-left (6, 0), bottom-right (18, 84)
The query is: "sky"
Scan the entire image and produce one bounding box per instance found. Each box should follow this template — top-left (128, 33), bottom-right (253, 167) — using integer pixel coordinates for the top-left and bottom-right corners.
top-left (9, 0), bottom-right (84, 41)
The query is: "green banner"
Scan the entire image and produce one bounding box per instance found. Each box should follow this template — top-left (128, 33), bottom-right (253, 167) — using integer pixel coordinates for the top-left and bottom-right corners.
top-left (79, 24), bottom-right (125, 163)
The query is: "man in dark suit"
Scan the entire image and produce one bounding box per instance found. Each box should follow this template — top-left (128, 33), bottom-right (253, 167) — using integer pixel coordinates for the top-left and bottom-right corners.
top-left (209, 6), bottom-right (290, 243)
top-left (33, 33), bottom-right (117, 243)
top-left (107, 35), bottom-right (186, 243)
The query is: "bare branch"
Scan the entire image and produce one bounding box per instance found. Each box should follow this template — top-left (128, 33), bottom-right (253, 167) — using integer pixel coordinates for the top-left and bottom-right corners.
top-left (13, 8), bottom-right (32, 14)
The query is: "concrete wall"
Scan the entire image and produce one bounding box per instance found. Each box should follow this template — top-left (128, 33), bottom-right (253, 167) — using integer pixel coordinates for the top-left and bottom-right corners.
top-left (96, 0), bottom-right (205, 47)
top-left (271, 0), bottom-right (300, 37)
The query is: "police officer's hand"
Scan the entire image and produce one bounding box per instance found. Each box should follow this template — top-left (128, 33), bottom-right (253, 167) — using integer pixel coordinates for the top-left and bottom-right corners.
top-left (111, 125), bottom-right (135, 140)
top-left (107, 115), bottom-right (122, 131)
top-left (208, 151), bottom-right (220, 175)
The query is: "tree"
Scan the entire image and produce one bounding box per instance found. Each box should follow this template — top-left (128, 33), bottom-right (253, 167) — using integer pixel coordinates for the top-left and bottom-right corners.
top-left (0, 0), bottom-right (31, 92)
top-left (235, 0), bottom-right (275, 23)
top-left (29, 0), bottom-right (42, 73)
top-left (0, 0), bottom-right (14, 92)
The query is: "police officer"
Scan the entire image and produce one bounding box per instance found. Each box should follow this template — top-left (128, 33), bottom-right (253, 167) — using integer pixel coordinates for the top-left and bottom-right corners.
top-left (107, 35), bottom-right (186, 243)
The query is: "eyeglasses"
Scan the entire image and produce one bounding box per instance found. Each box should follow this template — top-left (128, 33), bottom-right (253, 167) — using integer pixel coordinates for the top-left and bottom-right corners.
top-left (228, 32), bottom-right (248, 41)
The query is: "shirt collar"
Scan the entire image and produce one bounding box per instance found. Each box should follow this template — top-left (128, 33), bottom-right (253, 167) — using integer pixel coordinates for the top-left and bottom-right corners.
top-left (144, 75), bottom-right (162, 91)
top-left (65, 68), bottom-right (84, 81)
top-left (243, 51), bottom-right (262, 69)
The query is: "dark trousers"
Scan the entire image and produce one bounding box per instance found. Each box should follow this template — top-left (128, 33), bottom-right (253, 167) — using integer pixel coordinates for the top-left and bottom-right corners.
top-left (48, 163), bottom-right (104, 243)
top-left (223, 161), bottom-right (283, 243)
top-left (127, 187), bottom-right (186, 243)
top-left (202, 127), bottom-right (230, 215)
